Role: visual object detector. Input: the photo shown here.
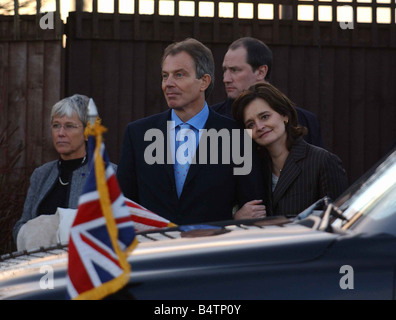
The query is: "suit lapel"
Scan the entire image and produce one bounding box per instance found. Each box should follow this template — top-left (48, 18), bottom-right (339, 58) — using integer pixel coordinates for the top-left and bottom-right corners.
top-left (182, 115), bottom-right (213, 190)
top-left (157, 110), bottom-right (177, 190)
top-left (272, 139), bottom-right (307, 207)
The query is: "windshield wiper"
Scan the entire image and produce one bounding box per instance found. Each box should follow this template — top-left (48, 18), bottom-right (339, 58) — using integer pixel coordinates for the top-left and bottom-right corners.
top-left (294, 197), bottom-right (349, 232)
top-left (294, 196), bottom-right (331, 221)
top-left (318, 202), bottom-right (349, 232)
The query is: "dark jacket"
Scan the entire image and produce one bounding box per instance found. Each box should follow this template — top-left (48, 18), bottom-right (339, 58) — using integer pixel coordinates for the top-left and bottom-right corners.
top-left (262, 139), bottom-right (348, 217)
top-left (116, 108), bottom-right (266, 225)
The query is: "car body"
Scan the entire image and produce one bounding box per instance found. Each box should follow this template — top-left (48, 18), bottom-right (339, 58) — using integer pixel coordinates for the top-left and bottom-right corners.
top-left (1, 149), bottom-right (396, 300)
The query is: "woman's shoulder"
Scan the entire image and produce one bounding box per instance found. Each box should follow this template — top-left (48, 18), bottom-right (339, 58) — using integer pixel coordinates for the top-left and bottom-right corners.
top-left (293, 139), bottom-right (342, 163)
top-left (29, 160), bottom-right (58, 184)
top-left (302, 141), bottom-right (344, 168)
top-left (32, 160), bottom-right (58, 174)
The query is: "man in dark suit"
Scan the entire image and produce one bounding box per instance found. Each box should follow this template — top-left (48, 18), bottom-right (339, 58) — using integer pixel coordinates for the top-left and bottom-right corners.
top-left (212, 37), bottom-right (324, 148)
top-left (117, 38), bottom-right (266, 225)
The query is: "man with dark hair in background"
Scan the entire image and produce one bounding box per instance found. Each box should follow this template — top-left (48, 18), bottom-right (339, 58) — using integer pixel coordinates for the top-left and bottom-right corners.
top-left (212, 37), bottom-right (324, 148)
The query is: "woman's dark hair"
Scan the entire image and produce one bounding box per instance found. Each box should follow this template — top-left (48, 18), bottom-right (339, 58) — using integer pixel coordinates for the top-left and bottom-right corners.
top-left (232, 82), bottom-right (307, 150)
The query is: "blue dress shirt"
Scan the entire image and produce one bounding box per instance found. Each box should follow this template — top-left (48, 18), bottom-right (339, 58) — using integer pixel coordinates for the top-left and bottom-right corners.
top-left (171, 103), bottom-right (209, 197)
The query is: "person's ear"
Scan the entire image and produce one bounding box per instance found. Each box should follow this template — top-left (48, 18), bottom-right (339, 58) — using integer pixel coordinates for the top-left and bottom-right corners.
top-left (200, 74), bottom-right (211, 92)
top-left (256, 65), bottom-right (268, 82)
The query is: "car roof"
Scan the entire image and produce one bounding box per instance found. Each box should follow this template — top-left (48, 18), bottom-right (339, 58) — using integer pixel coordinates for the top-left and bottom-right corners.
top-left (0, 217), bottom-right (342, 299)
top-left (0, 216), bottom-right (334, 273)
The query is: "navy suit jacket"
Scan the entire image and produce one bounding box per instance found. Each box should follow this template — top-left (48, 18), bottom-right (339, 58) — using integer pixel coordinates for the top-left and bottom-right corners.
top-left (117, 108), bottom-right (266, 225)
top-left (261, 139), bottom-right (348, 217)
top-left (211, 99), bottom-right (325, 148)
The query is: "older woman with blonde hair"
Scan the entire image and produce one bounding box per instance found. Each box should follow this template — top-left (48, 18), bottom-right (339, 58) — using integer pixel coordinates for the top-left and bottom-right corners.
top-left (232, 82), bottom-right (348, 217)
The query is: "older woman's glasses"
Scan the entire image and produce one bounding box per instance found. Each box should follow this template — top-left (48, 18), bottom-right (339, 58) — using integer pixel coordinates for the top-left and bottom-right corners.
top-left (51, 123), bottom-right (82, 131)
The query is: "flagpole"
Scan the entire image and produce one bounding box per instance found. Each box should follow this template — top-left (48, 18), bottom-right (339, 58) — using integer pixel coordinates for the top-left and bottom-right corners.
top-left (68, 98), bottom-right (172, 300)
top-left (72, 99), bottom-right (137, 300)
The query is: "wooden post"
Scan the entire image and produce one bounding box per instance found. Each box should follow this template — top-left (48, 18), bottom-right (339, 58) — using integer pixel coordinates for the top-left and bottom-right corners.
top-left (13, 0), bottom-right (20, 40)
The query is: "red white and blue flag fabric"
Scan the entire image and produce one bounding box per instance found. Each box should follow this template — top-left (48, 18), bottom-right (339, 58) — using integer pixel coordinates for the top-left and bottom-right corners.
top-left (66, 120), bottom-right (138, 300)
top-left (125, 198), bottom-right (176, 232)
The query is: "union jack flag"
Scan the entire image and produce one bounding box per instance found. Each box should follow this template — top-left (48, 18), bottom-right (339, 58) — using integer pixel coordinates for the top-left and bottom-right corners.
top-left (66, 117), bottom-right (138, 300)
top-left (125, 198), bottom-right (176, 232)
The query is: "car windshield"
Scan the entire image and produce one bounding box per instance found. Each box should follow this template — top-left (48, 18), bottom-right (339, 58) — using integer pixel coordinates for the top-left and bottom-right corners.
top-left (331, 149), bottom-right (396, 237)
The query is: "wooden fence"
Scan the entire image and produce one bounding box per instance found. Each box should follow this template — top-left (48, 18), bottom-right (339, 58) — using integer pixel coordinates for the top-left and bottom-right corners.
top-left (65, 0), bottom-right (396, 185)
top-left (1, 0), bottom-right (396, 184)
top-left (0, 13), bottom-right (63, 172)
top-left (0, 0), bottom-right (396, 253)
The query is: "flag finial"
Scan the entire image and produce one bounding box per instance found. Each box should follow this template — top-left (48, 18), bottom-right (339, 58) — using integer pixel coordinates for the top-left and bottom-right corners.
top-left (85, 99), bottom-right (106, 139)
top-left (88, 98), bottom-right (98, 125)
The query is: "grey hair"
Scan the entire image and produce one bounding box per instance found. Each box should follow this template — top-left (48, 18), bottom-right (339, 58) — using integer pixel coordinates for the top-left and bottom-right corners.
top-left (50, 94), bottom-right (90, 126)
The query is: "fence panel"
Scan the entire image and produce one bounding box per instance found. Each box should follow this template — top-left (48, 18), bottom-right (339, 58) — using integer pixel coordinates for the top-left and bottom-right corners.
top-left (2, 0), bottom-right (396, 185)
top-left (0, 3), bottom-right (63, 252)
top-left (1, 0), bottom-right (396, 253)
top-left (64, 4), bottom-right (396, 184)
top-left (0, 0), bottom-right (63, 170)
